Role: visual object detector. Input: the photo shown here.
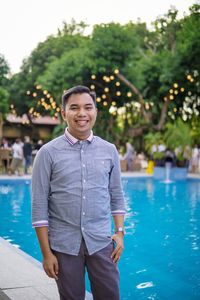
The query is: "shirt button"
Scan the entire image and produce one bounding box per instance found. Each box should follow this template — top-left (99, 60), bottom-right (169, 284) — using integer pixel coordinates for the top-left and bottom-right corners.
top-left (82, 227), bottom-right (84, 231)
top-left (83, 196), bottom-right (86, 199)
top-left (83, 179), bottom-right (86, 183)
top-left (83, 164), bottom-right (85, 167)
top-left (82, 212), bottom-right (85, 216)
top-left (81, 150), bottom-right (84, 153)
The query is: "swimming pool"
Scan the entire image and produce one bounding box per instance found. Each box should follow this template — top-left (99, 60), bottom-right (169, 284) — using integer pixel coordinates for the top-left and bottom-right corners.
top-left (0, 177), bottom-right (200, 299)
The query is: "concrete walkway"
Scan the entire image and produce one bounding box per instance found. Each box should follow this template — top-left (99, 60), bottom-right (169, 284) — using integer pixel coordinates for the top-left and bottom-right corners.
top-left (0, 238), bottom-right (93, 300)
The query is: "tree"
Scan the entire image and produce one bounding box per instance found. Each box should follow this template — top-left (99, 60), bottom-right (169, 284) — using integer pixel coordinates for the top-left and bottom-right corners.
top-left (0, 54), bottom-right (10, 139)
top-left (6, 6), bottom-right (200, 148)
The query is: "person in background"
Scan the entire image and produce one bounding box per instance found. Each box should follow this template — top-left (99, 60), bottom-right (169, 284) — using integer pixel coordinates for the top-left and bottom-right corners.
top-left (23, 136), bottom-right (32, 174)
top-left (0, 137), bottom-right (11, 172)
top-left (32, 85), bottom-right (126, 300)
top-left (10, 138), bottom-right (24, 175)
top-left (35, 139), bottom-right (43, 151)
top-left (0, 137), bottom-right (10, 149)
top-left (124, 142), bottom-right (134, 171)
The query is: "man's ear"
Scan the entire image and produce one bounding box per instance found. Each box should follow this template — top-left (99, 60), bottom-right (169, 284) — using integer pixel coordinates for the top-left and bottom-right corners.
top-left (61, 109), bottom-right (65, 120)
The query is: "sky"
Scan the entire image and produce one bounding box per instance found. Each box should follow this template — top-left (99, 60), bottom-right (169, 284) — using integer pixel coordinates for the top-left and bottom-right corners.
top-left (0, 0), bottom-right (195, 74)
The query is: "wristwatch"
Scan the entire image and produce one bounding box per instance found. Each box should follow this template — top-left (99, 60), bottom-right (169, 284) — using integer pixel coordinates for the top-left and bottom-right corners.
top-left (115, 227), bottom-right (125, 235)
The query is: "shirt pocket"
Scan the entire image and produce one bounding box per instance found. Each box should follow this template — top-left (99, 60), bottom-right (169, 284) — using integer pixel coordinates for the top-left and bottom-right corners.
top-left (87, 158), bottom-right (111, 184)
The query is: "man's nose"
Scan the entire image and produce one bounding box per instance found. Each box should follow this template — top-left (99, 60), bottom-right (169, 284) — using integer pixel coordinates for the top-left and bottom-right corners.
top-left (77, 108), bottom-right (86, 116)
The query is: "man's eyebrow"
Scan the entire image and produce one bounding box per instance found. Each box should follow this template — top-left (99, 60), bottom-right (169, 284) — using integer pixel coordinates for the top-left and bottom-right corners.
top-left (69, 103), bottom-right (94, 107)
top-left (69, 103), bottom-right (78, 107)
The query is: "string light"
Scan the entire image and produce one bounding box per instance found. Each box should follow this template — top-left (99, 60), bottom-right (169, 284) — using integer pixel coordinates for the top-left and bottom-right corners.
top-left (173, 83), bottom-right (178, 88)
top-left (33, 92), bottom-right (37, 97)
top-left (29, 108), bottom-right (34, 114)
top-left (90, 85), bottom-right (95, 90)
top-left (127, 92), bottom-right (132, 97)
top-left (169, 95), bottom-right (174, 100)
top-left (91, 75), bottom-right (96, 79)
top-left (180, 87), bottom-right (185, 92)
top-left (26, 91), bottom-right (30, 95)
top-left (102, 94), bottom-right (106, 99)
top-left (96, 97), bottom-right (101, 102)
top-left (116, 82), bottom-right (120, 87)
top-left (114, 69), bottom-right (119, 74)
top-left (116, 91), bottom-right (121, 96)
top-left (103, 101), bottom-right (108, 106)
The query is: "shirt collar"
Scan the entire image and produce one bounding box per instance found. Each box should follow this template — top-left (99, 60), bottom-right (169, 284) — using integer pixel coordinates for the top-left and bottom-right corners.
top-left (64, 128), bottom-right (94, 145)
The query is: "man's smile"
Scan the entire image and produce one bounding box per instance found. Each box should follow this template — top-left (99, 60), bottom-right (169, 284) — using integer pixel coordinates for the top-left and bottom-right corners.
top-left (75, 120), bottom-right (89, 126)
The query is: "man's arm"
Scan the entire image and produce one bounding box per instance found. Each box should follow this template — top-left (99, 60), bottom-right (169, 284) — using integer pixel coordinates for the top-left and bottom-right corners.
top-left (32, 147), bottom-right (58, 279)
top-left (35, 227), bottom-right (59, 280)
top-left (111, 215), bottom-right (124, 263)
top-left (109, 145), bottom-right (126, 263)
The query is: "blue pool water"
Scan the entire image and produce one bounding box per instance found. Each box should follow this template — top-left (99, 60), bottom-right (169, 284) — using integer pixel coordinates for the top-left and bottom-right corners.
top-left (0, 177), bottom-right (200, 299)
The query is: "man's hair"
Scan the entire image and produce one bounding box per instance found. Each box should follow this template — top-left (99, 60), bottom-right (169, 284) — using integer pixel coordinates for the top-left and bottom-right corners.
top-left (62, 85), bottom-right (96, 110)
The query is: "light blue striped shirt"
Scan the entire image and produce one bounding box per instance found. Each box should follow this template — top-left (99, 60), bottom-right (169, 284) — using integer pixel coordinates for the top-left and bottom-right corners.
top-left (31, 129), bottom-right (126, 255)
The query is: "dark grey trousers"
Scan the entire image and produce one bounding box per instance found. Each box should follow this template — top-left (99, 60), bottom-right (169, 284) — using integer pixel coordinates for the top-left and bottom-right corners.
top-left (53, 240), bottom-right (120, 300)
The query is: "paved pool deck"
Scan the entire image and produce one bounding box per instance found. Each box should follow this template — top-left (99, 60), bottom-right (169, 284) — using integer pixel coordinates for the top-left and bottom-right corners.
top-left (0, 237), bottom-right (93, 300)
top-left (0, 171), bottom-right (199, 299)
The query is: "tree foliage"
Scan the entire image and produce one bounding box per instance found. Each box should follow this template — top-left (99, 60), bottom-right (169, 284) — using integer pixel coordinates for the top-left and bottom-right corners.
top-left (3, 5), bottom-right (200, 148)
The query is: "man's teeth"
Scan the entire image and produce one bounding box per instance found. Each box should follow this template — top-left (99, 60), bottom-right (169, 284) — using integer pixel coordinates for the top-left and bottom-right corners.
top-left (76, 120), bottom-right (88, 125)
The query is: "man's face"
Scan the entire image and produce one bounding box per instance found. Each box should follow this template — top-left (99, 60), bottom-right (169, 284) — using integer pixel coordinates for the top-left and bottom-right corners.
top-left (61, 93), bottom-right (97, 140)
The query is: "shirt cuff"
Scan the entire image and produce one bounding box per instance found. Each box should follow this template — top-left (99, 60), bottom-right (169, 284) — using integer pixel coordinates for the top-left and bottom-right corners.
top-left (111, 210), bottom-right (126, 216)
top-left (32, 220), bottom-right (49, 227)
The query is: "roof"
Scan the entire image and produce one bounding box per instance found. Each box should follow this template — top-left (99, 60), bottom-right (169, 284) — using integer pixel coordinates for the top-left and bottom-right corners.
top-left (6, 114), bottom-right (61, 125)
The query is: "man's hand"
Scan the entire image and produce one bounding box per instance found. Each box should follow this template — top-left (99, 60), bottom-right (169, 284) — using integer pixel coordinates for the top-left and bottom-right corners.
top-left (43, 252), bottom-right (59, 280)
top-left (111, 233), bottom-right (124, 263)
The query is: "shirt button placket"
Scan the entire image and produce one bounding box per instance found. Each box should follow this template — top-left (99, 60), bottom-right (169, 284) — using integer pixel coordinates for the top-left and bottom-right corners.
top-left (80, 143), bottom-right (86, 233)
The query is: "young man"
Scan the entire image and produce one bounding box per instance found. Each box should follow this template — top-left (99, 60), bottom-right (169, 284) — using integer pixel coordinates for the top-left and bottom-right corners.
top-left (32, 86), bottom-right (126, 300)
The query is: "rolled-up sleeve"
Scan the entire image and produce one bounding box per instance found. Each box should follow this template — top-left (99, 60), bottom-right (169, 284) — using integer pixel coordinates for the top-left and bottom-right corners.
top-left (31, 146), bottom-right (52, 227)
top-left (109, 145), bottom-right (126, 216)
